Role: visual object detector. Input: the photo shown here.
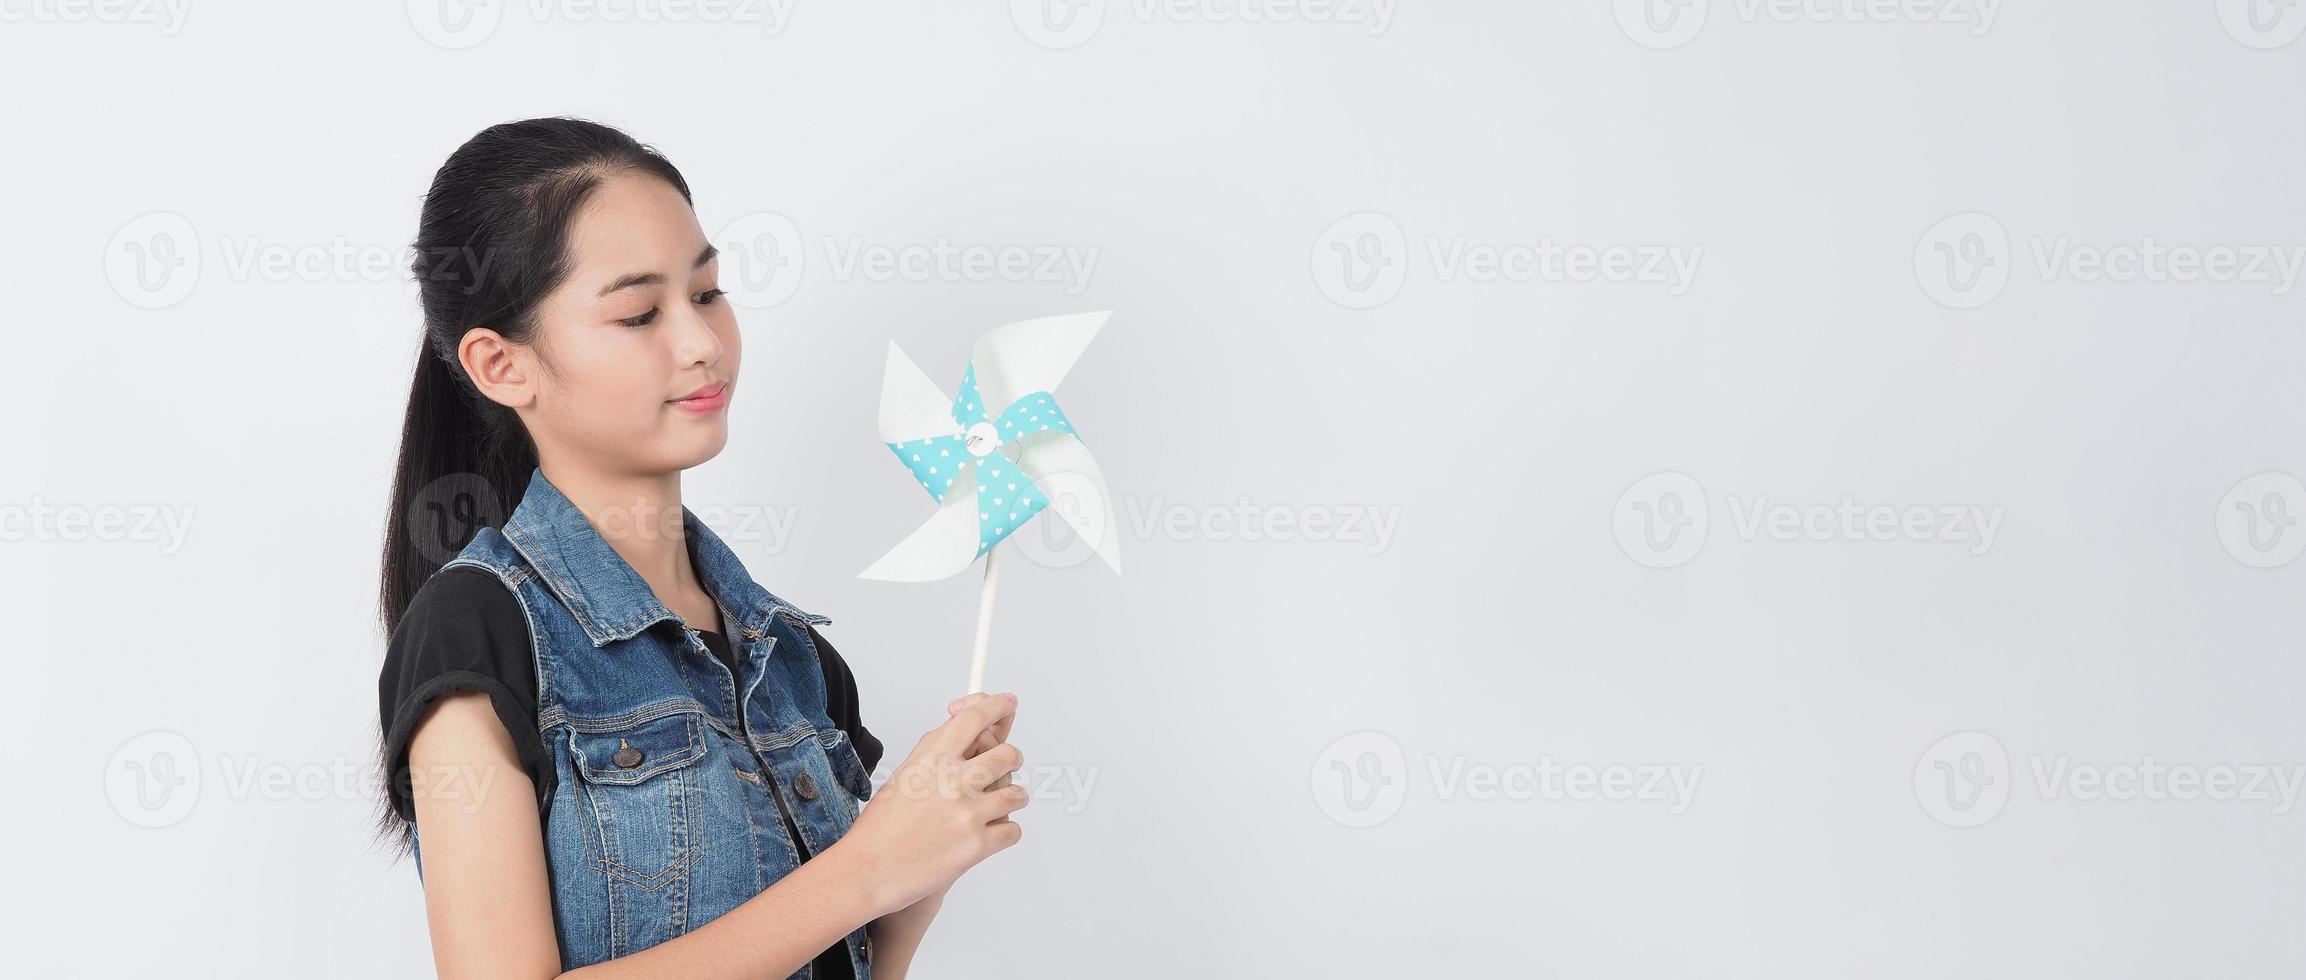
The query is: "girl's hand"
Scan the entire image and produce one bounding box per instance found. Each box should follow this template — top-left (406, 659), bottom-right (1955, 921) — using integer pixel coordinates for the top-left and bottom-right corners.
top-left (947, 692), bottom-right (1017, 790)
top-left (834, 692), bottom-right (1028, 916)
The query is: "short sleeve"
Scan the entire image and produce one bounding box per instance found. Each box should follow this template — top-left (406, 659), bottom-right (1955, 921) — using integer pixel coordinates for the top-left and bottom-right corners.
top-left (377, 567), bottom-right (554, 823)
top-left (804, 623), bottom-right (883, 773)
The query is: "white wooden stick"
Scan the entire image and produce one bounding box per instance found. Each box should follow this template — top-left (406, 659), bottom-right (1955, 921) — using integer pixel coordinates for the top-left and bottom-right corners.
top-left (967, 541), bottom-right (1003, 694)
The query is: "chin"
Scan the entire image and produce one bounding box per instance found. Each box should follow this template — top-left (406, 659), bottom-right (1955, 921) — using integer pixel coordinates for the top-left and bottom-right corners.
top-left (667, 426), bottom-right (730, 470)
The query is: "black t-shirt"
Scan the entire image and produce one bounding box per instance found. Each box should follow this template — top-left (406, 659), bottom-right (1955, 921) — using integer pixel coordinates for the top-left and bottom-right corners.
top-left (378, 566), bottom-right (881, 976)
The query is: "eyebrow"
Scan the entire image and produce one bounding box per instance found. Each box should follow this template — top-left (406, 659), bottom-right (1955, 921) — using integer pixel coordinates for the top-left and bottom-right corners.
top-left (596, 242), bottom-right (720, 298)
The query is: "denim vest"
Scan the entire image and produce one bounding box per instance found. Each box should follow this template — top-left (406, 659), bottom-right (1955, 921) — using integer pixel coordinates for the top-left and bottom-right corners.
top-left (410, 467), bottom-right (876, 976)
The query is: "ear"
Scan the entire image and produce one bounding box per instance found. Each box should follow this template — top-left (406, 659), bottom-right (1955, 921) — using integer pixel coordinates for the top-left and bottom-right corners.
top-left (457, 327), bottom-right (537, 410)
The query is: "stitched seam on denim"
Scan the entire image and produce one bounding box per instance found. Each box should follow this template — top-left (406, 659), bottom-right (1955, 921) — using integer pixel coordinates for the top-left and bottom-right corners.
top-left (597, 843), bottom-right (697, 890)
top-left (568, 763), bottom-right (622, 953)
top-left (750, 719), bottom-right (820, 752)
top-left (728, 733), bottom-right (770, 893)
top-left (701, 715), bottom-right (744, 744)
top-left (502, 515), bottom-right (609, 645)
top-left (509, 570), bottom-right (555, 781)
top-left (781, 618), bottom-right (835, 723)
top-left (670, 762), bottom-right (693, 930)
top-left (563, 699), bottom-right (709, 732)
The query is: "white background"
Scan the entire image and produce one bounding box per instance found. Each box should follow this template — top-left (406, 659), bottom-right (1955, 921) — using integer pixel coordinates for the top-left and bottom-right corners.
top-left (7, 1), bottom-right (2306, 976)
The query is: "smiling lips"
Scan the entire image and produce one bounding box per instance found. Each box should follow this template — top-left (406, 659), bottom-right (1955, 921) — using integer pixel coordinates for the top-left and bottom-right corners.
top-left (670, 382), bottom-right (728, 414)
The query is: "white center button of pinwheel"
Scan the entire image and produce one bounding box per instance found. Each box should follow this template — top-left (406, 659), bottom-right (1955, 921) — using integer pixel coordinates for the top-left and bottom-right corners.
top-left (964, 421), bottom-right (999, 457)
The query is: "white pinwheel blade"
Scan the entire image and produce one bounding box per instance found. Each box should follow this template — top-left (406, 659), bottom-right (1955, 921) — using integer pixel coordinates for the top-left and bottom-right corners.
top-left (968, 311), bottom-right (1111, 420)
top-left (1012, 430), bottom-right (1122, 576)
top-left (877, 341), bottom-right (964, 445)
top-left (860, 462), bottom-right (986, 582)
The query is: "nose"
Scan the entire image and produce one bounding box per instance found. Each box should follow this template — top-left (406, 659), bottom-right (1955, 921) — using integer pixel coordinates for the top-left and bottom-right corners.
top-left (673, 300), bottom-right (723, 368)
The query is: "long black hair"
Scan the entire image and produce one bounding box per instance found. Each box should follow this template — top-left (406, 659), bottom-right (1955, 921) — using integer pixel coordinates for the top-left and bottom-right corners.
top-left (375, 116), bottom-right (692, 853)
top-left (381, 116), bottom-right (694, 630)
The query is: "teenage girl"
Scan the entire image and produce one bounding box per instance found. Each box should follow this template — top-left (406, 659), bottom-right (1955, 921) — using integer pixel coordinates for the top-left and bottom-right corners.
top-left (374, 116), bottom-right (1028, 978)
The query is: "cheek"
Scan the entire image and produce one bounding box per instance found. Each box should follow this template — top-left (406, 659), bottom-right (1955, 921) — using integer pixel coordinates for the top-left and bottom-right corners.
top-left (542, 333), bottom-right (669, 425)
top-left (718, 315), bottom-right (743, 375)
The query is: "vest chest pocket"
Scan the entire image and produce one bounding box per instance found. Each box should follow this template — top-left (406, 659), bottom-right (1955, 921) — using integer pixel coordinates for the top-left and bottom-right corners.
top-left (566, 710), bottom-right (709, 890)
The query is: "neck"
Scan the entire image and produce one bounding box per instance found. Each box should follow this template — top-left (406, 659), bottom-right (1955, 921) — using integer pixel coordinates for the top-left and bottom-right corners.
top-left (539, 459), bottom-right (697, 603)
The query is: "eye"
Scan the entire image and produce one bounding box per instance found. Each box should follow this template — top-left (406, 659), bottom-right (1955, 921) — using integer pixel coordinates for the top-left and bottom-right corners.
top-left (693, 287), bottom-right (726, 306)
top-left (617, 308), bottom-right (660, 328)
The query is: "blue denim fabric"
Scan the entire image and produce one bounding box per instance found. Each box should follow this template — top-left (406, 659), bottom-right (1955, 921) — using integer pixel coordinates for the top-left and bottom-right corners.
top-left (411, 467), bottom-right (875, 976)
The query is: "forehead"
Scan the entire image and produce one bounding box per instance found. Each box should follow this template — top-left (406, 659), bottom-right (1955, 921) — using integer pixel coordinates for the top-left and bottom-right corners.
top-left (563, 171), bottom-right (708, 277)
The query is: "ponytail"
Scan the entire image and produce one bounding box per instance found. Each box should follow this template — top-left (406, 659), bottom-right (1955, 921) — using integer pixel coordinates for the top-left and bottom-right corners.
top-left (376, 335), bottom-right (536, 632)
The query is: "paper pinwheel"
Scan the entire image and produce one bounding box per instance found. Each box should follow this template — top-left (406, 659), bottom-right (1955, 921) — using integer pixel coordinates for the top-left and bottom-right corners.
top-left (859, 311), bottom-right (1122, 691)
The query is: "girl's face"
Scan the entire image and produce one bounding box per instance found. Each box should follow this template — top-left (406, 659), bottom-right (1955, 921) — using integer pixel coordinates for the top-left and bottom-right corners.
top-left (516, 171), bottom-right (739, 477)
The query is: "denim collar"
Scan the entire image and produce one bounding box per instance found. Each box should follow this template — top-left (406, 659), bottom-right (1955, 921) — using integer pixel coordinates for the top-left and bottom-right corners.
top-left (500, 466), bottom-right (825, 648)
